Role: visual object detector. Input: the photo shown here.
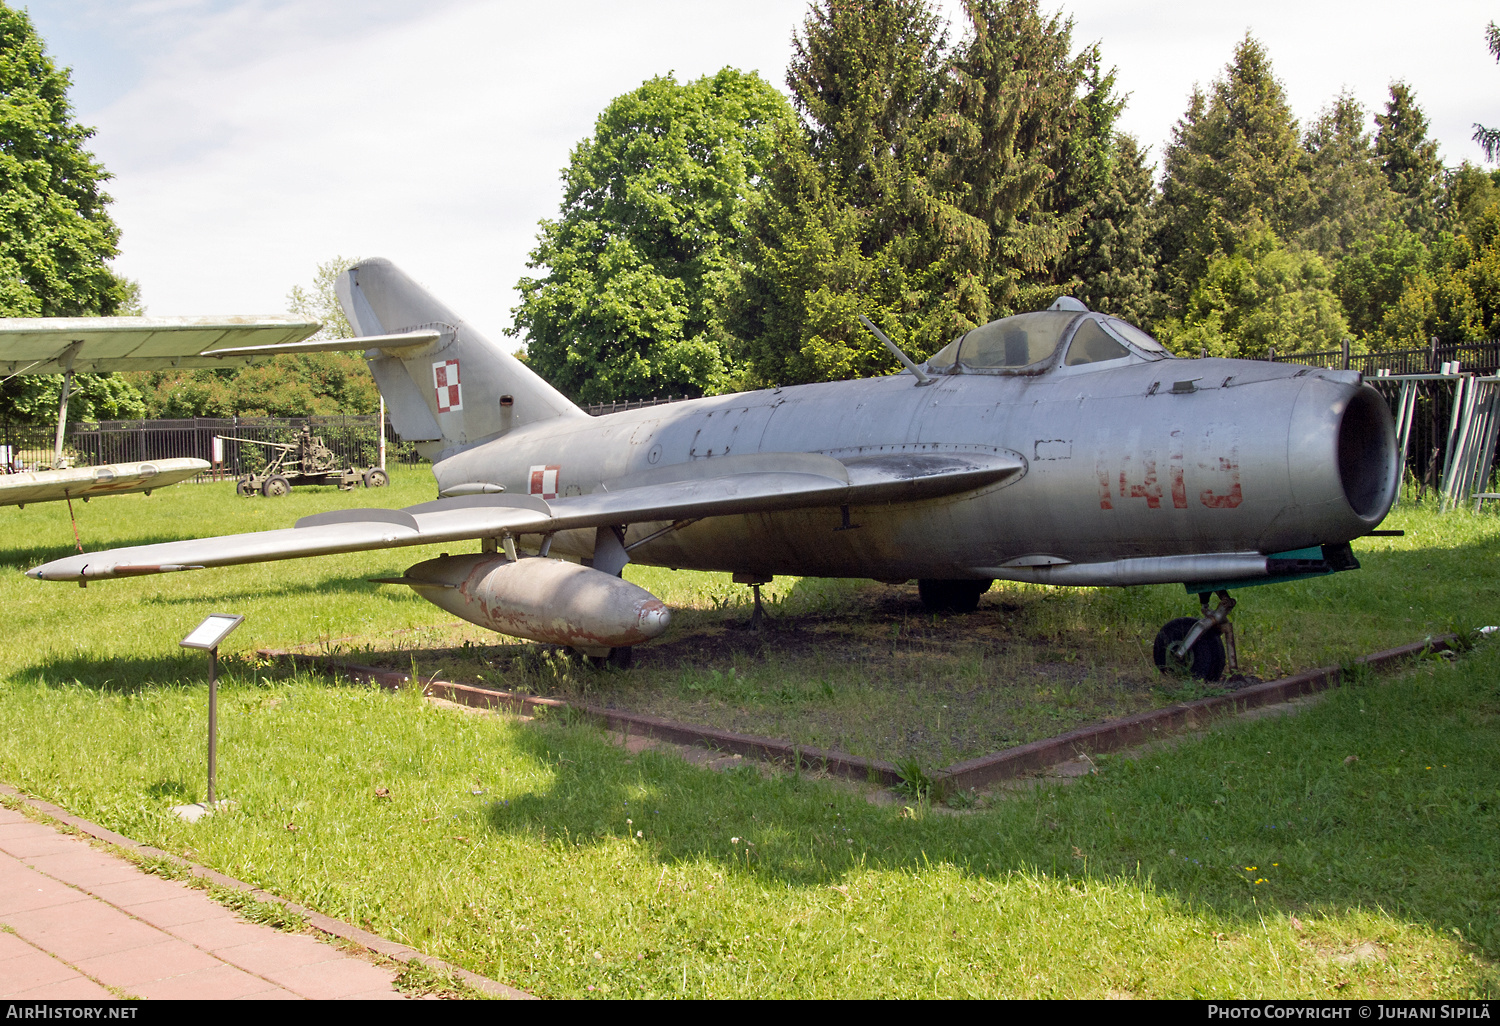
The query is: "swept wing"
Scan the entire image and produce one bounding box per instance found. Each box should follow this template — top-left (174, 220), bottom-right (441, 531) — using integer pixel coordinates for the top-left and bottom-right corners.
top-left (26, 451), bottom-right (1023, 581)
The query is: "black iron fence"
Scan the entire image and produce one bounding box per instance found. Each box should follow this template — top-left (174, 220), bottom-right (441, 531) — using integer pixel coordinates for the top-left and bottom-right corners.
top-left (1266, 339), bottom-right (1500, 377)
top-left (0, 415), bottom-right (422, 476)
top-left (1265, 340), bottom-right (1500, 500)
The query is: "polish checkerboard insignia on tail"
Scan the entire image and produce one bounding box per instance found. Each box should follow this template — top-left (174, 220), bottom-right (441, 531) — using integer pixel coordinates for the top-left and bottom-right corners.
top-left (433, 359), bottom-right (462, 413)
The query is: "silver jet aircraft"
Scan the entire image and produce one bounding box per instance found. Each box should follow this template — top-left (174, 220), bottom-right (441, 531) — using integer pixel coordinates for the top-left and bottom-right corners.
top-left (27, 259), bottom-right (1400, 679)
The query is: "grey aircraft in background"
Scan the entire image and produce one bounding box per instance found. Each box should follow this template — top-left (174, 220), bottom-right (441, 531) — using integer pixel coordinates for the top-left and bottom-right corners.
top-left (26, 259), bottom-right (1401, 680)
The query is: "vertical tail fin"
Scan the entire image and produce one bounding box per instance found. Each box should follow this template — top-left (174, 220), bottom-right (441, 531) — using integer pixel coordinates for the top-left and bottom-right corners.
top-left (337, 258), bottom-right (585, 460)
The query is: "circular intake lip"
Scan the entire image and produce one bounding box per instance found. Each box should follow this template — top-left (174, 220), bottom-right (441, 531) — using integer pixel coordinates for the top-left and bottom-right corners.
top-left (1337, 384), bottom-right (1400, 524)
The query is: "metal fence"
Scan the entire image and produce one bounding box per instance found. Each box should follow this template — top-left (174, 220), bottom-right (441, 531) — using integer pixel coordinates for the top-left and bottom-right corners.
top-left (1266, 339), bottom-right (1500, 377)
top-left (0, 415), bottom-right (422, 476)
top-left (1265, 340), bottom-right (1500, 502)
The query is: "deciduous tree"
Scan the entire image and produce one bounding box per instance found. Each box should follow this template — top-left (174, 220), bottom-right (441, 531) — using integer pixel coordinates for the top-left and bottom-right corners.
top-left (512, 69), bottom-right (794, 403)
top-left (0, 3), bottom-right (146, 427)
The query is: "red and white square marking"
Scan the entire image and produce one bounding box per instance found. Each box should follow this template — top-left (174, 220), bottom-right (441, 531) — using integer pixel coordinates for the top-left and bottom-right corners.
top-left (433, 359), bottom-right (463, 413)
top-left (529, 464), bottom-right (560, 500)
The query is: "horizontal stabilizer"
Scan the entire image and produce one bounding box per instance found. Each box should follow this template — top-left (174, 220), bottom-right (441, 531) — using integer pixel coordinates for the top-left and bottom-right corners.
top-left (201, 330), bottom-right (442, 359)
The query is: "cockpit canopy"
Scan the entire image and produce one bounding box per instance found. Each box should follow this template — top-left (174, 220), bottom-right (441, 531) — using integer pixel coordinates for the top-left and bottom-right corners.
top-left (924, 306), bottom-right (1169, 375)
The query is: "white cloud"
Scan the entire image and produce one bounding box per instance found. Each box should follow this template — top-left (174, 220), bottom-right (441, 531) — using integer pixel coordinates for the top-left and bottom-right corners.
top-left (29, 0), bottom-right (1500, 339)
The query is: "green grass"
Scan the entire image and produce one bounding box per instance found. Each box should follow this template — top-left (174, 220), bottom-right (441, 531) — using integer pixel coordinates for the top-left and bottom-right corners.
top-left (0, 475), bottom-right (1497, 997)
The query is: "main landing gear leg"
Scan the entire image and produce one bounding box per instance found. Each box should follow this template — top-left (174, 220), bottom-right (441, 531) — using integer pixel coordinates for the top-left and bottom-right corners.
top-left (1152, 590), bottom-right (1237, 682)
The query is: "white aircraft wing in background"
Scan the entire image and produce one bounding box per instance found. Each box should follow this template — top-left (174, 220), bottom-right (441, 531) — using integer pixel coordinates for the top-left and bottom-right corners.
top-left (0, 315), bottom-right (326, 506)
top-left (0, 315), bottom-right (322, 374)
top-left (0, 459), bottom-right (210, 508)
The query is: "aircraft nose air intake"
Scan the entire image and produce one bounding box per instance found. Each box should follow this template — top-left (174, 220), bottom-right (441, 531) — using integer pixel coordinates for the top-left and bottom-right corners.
top-left (1287, 377), bottom-right (1400, 541)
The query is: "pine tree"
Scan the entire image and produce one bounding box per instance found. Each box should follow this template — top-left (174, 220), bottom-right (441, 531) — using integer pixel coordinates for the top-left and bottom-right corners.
top-left (735, 0), bottom-right (1110, 386)
top-left (1059, 133), bottom-right (1158, 324)
top-left (1471, 22), bottom-right (1500, 162)
top-left (1154, 35), bottom-right (1308, 316)
top-left (1297, 92), bottom-right (1399, 259)
top-left (732, 0), bottom-right (953, 385)
top-left (942, 0), bottom-right (1099, 317)
top-left (1375, 82), bottom-right (1443, 238)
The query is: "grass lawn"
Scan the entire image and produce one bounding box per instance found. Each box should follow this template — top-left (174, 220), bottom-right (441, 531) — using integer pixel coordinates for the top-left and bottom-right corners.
top-left (0, 470), bottom-right (1497, 997)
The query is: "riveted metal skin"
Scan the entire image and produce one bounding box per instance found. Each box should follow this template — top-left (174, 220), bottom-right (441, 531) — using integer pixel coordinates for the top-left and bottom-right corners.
top-left (431, 358), bottom-right (1398, 584)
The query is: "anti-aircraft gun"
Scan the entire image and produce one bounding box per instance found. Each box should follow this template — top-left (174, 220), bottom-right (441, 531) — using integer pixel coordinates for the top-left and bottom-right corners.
top-left (222, 425), bottom-right (388, 497)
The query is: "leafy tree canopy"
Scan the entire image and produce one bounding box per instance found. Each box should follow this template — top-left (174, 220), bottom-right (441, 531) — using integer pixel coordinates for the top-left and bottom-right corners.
top-left (1160, 229), bottom-right (1348, 359)
top-left (1371, 210), bottom-right (1500, 348)
top-left (511, 69), bottom-right (795, 403)
top-left (0, 3), bottom-right (146, 427)
top-left (1333, 224), bottom-right (1430, 341)
top-left (122, 256), bottom-right (380, 419)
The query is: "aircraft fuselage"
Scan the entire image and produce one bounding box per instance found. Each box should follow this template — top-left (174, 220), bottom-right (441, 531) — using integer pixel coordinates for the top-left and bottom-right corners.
top-left (431, 356), bottom-right (1397, 582)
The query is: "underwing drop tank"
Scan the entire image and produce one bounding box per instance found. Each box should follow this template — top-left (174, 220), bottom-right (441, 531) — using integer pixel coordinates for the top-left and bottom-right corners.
top-left (387, 554), bottom-right (670, 656)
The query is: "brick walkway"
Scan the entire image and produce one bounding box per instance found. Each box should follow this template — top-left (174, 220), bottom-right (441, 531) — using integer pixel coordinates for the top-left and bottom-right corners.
top-left (0, 804), bottom-right (409, 1000)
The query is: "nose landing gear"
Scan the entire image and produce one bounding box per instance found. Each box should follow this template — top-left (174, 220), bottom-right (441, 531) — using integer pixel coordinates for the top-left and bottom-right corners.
top-left (1153, 590), bottom-right (1238, 682)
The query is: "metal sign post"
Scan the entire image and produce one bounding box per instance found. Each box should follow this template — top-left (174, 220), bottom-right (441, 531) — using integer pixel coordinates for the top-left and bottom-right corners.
top-left (178, 613), bottom-right (244, 818)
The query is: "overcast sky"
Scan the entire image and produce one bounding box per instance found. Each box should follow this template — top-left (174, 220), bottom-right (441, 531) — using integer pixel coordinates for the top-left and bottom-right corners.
top-left (22, 0), bottom-right (1500, 339)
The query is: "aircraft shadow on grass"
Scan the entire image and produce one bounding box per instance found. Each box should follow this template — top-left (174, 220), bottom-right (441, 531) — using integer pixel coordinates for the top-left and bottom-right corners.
top-left (479, 681), bottom-right (1498, 986)
top-left (8, 531), bottom-right (1498, 982)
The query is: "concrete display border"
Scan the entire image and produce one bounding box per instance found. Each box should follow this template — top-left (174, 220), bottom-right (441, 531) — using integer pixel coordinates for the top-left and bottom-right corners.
top-left (261, 633), bottom-right (1456, 795)
top-left (0, 782), bottom-right (534, 1001)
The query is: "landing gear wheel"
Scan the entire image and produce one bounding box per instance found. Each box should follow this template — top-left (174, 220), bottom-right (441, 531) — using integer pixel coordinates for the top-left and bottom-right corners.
top-left (364, 468), bottom-right (389, 488)
top-left (1153, 617), bottom-right (1227, 682)
top-left (261, 474), bottom-right (291, 498)
top-left (586, 647), bottom-right (634, 670)
top-left (234, 477), bottom-right (255, 497)
top-left (917, 578), bottom-right (992, 614)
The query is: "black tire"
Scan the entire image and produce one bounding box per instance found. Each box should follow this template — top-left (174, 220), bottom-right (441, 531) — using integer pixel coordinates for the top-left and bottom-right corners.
top-left (261, 474), bottom-right (291, 498)
top-left (364, 468), bottom-right (389, 488)
top-left (917, 578), bottom-right (992, 614)
top-left (234, 477), bottom-right (255, 497)
top-left (1153, 617), bottom-right (1227, 682)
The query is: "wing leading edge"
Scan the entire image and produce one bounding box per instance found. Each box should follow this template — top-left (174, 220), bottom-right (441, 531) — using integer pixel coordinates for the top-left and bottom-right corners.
top-left (25, 451), bottom-right (1023, 582)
